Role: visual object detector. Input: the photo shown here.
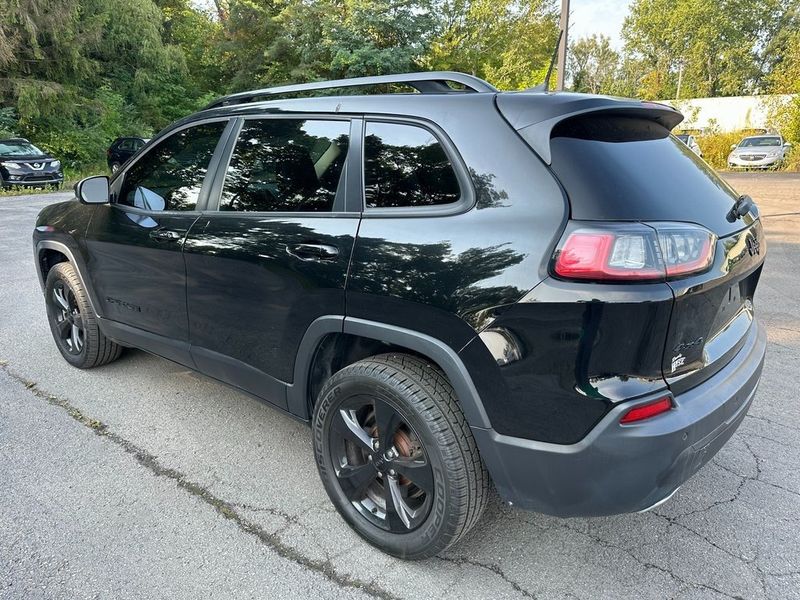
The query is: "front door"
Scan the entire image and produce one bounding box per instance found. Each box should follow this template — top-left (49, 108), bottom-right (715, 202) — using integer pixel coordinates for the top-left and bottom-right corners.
top-left (183, 116), bottom-right (361, 409)
top-left (85, 120), bottom-right (231, 362)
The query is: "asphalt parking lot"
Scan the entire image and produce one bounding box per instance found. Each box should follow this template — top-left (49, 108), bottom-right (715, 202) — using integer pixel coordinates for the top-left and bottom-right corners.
top-left (1, 173), bottom-right (799, 600)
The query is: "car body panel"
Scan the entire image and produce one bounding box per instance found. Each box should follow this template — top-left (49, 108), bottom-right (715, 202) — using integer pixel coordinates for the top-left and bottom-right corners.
top-left (84, 203), bottom-right (201, 344)
top-left (183, 213), bottom-right (360, 404)
top-left (32, 80), bottom-right (768, 519)
top-left (473, 318), bottom-right (765, 516)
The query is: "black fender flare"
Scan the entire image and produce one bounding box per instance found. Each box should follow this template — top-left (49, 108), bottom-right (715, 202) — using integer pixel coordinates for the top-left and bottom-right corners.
top-left (34, 239), bottom-right (102, 318)
top-left (287, 316), bottom-right (491, 429)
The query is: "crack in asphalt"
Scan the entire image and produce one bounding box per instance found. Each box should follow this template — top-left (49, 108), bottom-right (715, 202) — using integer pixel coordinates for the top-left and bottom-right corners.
top-left (551, 520), bottom-right (746, 600)
top-left (508, 437), bottom-right (789, 600)
top-left (745, 413), bottom-right (800, 433)
top-left (0, 360), bottom-right (401, 600)
top-left (437, 555), bottom-right (538, 599)
top-left (739, 428), bottom-right (797, 450)
top-left (644, 438), bottom-right (794, 598)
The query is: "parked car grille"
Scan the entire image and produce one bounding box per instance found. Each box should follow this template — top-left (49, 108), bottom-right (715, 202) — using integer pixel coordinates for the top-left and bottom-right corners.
top-left (740, 154), bottom-right (766, 161)
top-left (23, 161), bottom-right (53, 170)
top-left (22, 174), bottom-right (56, 182)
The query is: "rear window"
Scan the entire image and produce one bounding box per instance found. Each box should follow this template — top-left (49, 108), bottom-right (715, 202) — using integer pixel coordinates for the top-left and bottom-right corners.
top-left (545, 116), bottom-right (742, 236)
top-left (363, 121), bottom-right (460, 209)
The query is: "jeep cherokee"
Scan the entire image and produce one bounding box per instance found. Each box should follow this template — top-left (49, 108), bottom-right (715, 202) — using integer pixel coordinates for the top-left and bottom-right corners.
top-left (33, 72), bottom-right (767, 559)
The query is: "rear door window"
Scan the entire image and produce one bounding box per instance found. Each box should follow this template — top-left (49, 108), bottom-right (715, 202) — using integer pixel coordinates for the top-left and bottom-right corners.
top-left (219, 119), bottom-right (350, 212)
top-left (363, 121), bottom-right (460, 209)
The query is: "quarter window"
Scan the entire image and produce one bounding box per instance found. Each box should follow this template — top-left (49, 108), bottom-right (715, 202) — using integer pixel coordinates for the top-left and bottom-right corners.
top-left (363, 122), bottom-right (460, 209)
top-left (220, 119), bottom-right (350, 212)
top-left (118, 122), bottom-right (226, 212)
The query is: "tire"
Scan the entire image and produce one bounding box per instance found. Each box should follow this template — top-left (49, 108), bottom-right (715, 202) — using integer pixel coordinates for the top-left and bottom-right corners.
top-left (44, 262), bottom-right (122, 368)
top-left (312, 353), bottom-right (489, 559)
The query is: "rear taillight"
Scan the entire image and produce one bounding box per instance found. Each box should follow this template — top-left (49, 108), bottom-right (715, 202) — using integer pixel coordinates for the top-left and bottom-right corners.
top-left (553, 221), bottom-right (715, 282)
top-left (619, 396), bottom-right (673, 424)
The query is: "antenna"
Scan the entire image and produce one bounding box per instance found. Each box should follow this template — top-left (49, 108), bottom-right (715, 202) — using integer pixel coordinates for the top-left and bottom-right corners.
top-left (531, 29), bottom-right (563, 93)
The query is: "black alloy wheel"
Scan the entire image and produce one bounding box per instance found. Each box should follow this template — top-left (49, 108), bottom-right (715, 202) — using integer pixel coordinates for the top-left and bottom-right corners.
top-left (330, 395), bottom-right (434, 532)
top-left (44, 262), bottom-right (122, 368)
top-left (313, 353), bottom-right (489, 559)
top-left (48, 279), bottom-right (85, 355)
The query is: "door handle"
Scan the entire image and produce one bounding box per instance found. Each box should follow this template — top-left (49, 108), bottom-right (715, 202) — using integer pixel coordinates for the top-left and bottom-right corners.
top-left (149, 228), bottom-right (183, 242)
top-left (287, 243), bottom-right (340, 261)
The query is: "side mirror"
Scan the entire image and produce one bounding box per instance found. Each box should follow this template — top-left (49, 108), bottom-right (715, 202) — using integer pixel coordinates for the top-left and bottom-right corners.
top-left (730, 144), bottom-right (737, 150)
top-left (784, 142), bottom-right (792, 148)
top-left (75, 175), bottom-right (110, 205)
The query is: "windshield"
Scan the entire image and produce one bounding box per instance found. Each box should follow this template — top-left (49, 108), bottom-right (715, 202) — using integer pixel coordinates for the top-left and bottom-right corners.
top-left (739, 137), bottom-right (781, 147)
top-left (676, 134), bottom-right (689, 143)
top-left (0, 140), bottom-right (46, 156)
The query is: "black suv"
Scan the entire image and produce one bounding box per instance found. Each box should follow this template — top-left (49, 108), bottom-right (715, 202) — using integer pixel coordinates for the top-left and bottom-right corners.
top-left (33, 72), bottom-right (766, 559)
top-left (1, 138), bottom-right (64, 189)
top-left (107, 136), bottom-right (149, 173)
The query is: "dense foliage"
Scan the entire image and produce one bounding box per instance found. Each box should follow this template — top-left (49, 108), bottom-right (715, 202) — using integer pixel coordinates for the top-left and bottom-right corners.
top-left (0, 0), bottom-right (558, 170)
top-left (1, 0), bottom-right (799, 173)
top-left (568, 0), bottom-right (800, 100)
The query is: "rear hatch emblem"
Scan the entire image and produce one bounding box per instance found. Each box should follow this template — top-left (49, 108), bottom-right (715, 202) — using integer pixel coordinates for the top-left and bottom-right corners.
top-left (746, 235), bottom-right (760, 256)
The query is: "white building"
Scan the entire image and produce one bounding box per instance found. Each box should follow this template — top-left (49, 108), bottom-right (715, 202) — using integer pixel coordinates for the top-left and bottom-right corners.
top-left (658, 94), bottom-right (796, 132)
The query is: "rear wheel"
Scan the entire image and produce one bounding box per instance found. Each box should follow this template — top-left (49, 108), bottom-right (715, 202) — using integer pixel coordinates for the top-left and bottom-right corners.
top-left (45, 262), bottom-right (122, 368)
top-left (312, 353), bottom-right (489, 559)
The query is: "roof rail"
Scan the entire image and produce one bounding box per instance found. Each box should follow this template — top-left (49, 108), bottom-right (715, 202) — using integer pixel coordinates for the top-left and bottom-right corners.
top-left (204, 71), bottom-right (498, 110)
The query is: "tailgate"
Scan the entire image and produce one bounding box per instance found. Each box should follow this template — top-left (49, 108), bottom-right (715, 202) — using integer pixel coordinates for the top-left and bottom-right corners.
top-left (502, 98), bottom-right (768, 396)
top-left (664, 220), bottom-right (765, 393)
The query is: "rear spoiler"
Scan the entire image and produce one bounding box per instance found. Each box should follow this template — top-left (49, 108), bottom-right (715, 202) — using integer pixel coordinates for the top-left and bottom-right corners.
top-left (496, 93), bottom-right (684, 164)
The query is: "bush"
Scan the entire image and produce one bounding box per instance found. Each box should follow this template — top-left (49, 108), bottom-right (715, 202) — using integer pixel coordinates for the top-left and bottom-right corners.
top-left (694, 131), bottom-right (750, 170)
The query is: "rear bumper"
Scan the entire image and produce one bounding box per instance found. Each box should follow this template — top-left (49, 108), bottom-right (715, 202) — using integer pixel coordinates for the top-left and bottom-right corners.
top-left (473, 319), bottom-right (766, 517)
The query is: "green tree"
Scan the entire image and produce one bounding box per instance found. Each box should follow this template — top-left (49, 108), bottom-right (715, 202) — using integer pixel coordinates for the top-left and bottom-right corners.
top-left (623, 0), bottom-right (800, 99)
top-left (768, 29), bottom-right (800, 146)
top-left (0, 0), bottom-right (216, 167)
top-left (425, 0), bottom-right (559, 89)
top-left (568, 35), bottom-right (620, 94)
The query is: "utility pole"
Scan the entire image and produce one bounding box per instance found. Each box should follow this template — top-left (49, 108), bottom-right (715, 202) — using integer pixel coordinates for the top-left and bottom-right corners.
top-left (556, 0), bottom-right (570, 91)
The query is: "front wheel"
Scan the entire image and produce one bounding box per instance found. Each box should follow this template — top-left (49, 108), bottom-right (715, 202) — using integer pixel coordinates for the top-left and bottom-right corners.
top-left (313, 353), bottom-right (489, 559)
top-left (45, 262), bottom-right (122, 368)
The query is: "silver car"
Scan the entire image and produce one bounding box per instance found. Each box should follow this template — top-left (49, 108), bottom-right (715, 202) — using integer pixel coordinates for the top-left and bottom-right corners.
top-left (675, 134), bottom-right (703, 157)
top-left (728, 135), bottom-right (791, 169)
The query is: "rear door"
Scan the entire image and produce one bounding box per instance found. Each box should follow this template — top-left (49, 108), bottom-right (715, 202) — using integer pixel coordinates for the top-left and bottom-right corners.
top-left (544, 114), bottom-right (766, 391)
top-left (183, 116), bottom-right (361, 409)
